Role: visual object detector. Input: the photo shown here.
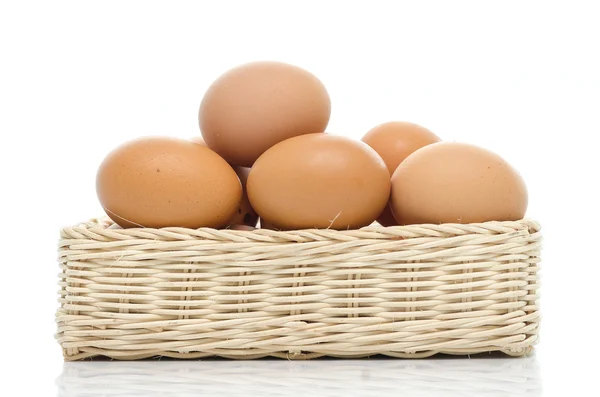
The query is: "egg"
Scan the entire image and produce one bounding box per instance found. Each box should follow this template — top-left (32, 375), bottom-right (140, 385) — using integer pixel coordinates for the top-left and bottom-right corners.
top-left (96, 137), bottom-right (242, 228)
top-left (362, 121), bottom-right (440, 226)
top-left (228, 225), bottom-right (256, 231)
top-left (226, 166), bottom-right (259, 227)
top-left (199, 61), bottom-right (331, 167)
top-left (247, 134), bottom-right (390, 230)
top-left (259, 218), bottom-right (279, 230)
top-left (390, 142), bottom-right (528, 225)
top-left (191, 136), bottom-right (258, 227)
top-left (363, 122), bottom-right (441, 173)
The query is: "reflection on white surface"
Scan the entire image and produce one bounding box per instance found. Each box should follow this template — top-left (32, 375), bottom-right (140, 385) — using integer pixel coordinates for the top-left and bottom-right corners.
top-left (57, 356), bottom-right (541, 396)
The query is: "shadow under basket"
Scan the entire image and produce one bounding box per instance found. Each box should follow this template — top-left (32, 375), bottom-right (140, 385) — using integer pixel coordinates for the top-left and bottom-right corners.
top-left (56, 218), bottom-right (541, 361)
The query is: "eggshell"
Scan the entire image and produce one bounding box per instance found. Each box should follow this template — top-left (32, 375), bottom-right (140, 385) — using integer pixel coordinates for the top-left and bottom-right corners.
top-left (374, 208), bottom-right (397, 227)
top-left (259, 218), bottom-right (279, 230)
top-left (199, 61), bottom-right (331, 167)
top-left (390, 142), bottom-right (528, 225)
top-left (226, 166), bottom-right (259, 227)
top-left (191, 136), bottom-right (258, 227)
top-left (97, 137), bottom-right (242, 228)
top-left (248, 134), bottom-right (390, 230)
top-left (228, 225), bottom-right (256, 231)
top-left (362, 121), bottom-right (440, 226)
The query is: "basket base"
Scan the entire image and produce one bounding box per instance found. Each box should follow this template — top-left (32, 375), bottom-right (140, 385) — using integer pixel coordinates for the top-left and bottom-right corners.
top-left (63, 346), bottom-right (534, 361)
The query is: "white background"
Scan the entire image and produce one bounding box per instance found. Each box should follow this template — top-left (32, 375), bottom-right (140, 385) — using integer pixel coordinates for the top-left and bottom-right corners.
top-left (1, 1), bottom-right (599, 395)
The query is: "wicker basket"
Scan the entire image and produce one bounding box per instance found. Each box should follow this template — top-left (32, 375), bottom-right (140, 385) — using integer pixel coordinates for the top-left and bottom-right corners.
top-left (56, 218), bottom-right (541, 361)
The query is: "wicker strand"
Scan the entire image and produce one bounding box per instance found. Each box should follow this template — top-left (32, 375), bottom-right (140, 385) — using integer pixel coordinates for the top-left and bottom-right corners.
top-left (56, 219), bottom-right (541, 360)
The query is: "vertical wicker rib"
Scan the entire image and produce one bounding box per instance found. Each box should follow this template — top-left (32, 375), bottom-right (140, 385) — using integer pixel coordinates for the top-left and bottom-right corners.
top-left (56, 218), bottom-right (541, 360)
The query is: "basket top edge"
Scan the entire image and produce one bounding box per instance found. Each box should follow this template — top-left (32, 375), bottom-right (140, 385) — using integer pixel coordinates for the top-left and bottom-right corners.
top-left (59, 217), bottom-right (540, 241)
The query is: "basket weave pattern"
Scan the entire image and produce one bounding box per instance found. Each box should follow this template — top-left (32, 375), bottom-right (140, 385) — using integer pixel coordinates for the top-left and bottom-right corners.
top-left (56, 218), bottom-right (541, 360)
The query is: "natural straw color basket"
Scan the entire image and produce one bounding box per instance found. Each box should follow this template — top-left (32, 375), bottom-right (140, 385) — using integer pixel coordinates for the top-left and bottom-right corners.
top-left (56, 218), bottom-right (541, 361)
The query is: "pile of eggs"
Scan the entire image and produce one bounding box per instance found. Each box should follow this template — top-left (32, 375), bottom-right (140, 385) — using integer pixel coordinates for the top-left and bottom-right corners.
top-left (96, 61), bottom-right (528, 230)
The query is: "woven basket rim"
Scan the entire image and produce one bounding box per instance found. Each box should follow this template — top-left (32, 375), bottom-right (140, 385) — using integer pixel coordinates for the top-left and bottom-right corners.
top-left (62, 217), bottom-right (540, 239)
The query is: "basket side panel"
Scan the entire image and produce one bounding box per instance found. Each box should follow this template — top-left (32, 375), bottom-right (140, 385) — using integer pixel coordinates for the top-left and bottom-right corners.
top-left (56, 221), bottom-right (541, 360)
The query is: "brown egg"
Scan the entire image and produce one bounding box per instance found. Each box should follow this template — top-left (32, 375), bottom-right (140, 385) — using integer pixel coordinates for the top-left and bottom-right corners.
top-left (362, 121), bottom-right (441, 226)
top-left (259, 218), bottom-right (279, 230)
top-left (227, 166), bottom-right (259, 227)
top-left (228, 225), bottom-right (256, 231)
top-left (199, 61), bottom-right (331, 167)
top-left (97, 137), bottom-right (242, 228)
top-left (374, 208), bottom-right (397, 227)
top-left (390, 142), bottom-right (528, 225)
top-left (248, 134), bottom-right (390, 230)
top-left (191, 136), bottom-right (258, 227)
